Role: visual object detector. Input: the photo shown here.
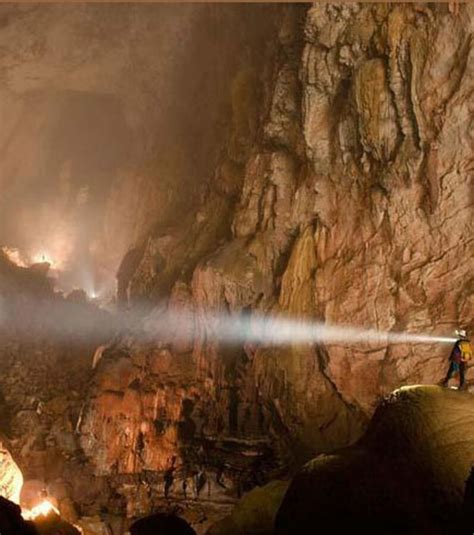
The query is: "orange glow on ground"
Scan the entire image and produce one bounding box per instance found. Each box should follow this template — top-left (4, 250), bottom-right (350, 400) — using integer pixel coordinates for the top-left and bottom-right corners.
top-left (22, 499), bottom-right (60, 520)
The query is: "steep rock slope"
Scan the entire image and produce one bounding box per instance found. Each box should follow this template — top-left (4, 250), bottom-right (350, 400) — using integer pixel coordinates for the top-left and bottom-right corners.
top-left (0, 252), bottom-right (117, 528)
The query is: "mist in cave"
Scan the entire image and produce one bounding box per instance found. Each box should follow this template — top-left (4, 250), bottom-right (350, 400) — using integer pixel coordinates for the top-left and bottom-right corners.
top-left (0, 3), bottom-right (473, 535)
top-left (0, 3), bottom-right (276, 298)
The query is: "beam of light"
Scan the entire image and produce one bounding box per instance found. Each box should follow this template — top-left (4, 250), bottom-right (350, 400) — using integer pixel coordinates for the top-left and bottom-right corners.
top-left (143, 306), bottom-right (458, 347)
top-left (245, 316), bottom-right (457, 346)
top-left (0, 283), bottom-right (458, 348)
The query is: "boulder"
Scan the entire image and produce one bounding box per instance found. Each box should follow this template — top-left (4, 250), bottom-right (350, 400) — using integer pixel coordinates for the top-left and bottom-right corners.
top-left (26, 504), bottom-right (81, 535)
top-left (207, 480), bottom-right (289, 535)
top-left (0, 496), bottom-right (38, 535)
top-left (275, 386), bottom-right (474, 534)
top-left (33, 513), bottom-right (82, 535)
top-left (463, 467), bottom-right (474, 532)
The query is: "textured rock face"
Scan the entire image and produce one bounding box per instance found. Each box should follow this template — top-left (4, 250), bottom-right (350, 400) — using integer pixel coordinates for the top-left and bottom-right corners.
top-left (0, 3), bottom-right (473, 533)
top-left (77, 3), bottom-right (473, 529)
top-left (0, 444), bottom-right (23, 504)
top-left (0, 252), bottom-right (118, 530)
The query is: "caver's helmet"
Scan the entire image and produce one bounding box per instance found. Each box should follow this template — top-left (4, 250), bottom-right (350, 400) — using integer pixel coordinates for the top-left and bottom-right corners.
top-left (455, 328), bottom-right (467, 339)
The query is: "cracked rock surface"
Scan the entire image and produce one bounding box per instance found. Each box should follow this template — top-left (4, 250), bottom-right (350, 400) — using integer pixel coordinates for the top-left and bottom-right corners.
top-left (0, 3), bottom-right (472, 533)
top-left (80, 3), bottom-right (473, 530)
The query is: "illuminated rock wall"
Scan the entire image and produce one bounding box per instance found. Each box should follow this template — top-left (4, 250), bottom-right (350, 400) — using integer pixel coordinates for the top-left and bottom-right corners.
top-left (80, 3), bottom-right (473, 530)
top-left (0, 3), bottom-right (472, 533)
top-left (0, 444), bottom-right (23, 504)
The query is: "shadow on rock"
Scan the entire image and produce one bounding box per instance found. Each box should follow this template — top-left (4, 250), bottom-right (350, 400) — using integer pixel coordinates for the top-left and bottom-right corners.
top-left (130, 513), bottom-right (196, 535)
top-left (0, 497), bottom-right (37, 535)
top-left (206, 480), bottom-right (289, 535)
top-left (275, 386), bottom-right (474, 535)
top-left (33, 513), bottom-right (81, 535)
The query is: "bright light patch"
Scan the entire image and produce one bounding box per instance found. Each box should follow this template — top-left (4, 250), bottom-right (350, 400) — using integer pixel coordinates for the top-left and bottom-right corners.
top-left (32, 252), bottom-right (54, 266)
top-left (0, 446), bottom-right (23, 504)
top-left (144, 307), bottom-right (458, 348)
top-left (1, 247), bottom-right (28, 267)
top-left (22, 499), bottom-right (60, 520)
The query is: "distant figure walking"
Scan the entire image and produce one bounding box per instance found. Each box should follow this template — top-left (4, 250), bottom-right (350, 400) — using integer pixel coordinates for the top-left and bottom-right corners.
top-left (164, 456), bottom-right (177, 499)
top-left (441, 329), bottom-right (472, 390)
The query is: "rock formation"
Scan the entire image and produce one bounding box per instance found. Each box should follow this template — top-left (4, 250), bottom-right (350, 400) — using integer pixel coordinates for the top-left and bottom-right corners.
top-left (0, 440), bottom-right (24, 504)
top-left (81, 0), bottom-right (473, 505)
top-left (0, 252), bottom-right (117, 531)
top-left (130, 513), bottom-right (196, 535)
top-left (464, 467), bottom-right (474, 532)
top-left (0, 3), bottom-right (280, 291)
top-left (0, 3), bottom-right (472, 533)
top-left (206, 480), bottom-right (289, 535)
top-left (0, 497), bottom-right (37, 535)
top-left (275, 386), bottom-right (474, 534)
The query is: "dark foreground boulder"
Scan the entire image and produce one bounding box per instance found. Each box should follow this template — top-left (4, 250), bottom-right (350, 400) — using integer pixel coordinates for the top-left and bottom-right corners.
top-left (0, 496), bottom-right (38, 535)
top-left (206, 480), bottom-right (289, 535)
top-left (464, 467), bottom-right (474, 532)
top-left (0, 495), bottom-right (80, 535)
top-left (130, 513), bottom-right (196, 535)
top-left (33, 512), bottom-right (81, 535)
top-left (275, 386), bottom-right (474, 535)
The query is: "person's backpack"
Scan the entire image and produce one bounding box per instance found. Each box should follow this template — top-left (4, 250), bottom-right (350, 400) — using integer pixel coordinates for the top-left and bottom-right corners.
top-left (459, 340), bottom-right (472, 362)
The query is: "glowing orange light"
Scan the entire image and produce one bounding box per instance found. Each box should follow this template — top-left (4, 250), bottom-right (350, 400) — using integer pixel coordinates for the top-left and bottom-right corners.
top-left (22, 499), bottom-right (60, 520)
top-left (1, 247), bottom-right (27, 267)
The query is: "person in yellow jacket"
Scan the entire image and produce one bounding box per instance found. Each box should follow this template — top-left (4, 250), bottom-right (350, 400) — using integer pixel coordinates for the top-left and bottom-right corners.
top-left (441, 329), bottom-right (472, 390)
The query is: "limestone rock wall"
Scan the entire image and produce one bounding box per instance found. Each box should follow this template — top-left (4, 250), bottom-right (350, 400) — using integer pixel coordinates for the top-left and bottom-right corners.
top-left (0, 3), bottom-right (473, 533)
top-left (79, 3), bottom-right (473, 528)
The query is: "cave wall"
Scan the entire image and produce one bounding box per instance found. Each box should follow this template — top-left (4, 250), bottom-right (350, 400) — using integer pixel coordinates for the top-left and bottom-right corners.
top-left (0, 3), bottom-right (473, 534)
top-left (78, 2), bottom-right (473, 530)
top-left (0, 3), bottom-right (278, 293)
